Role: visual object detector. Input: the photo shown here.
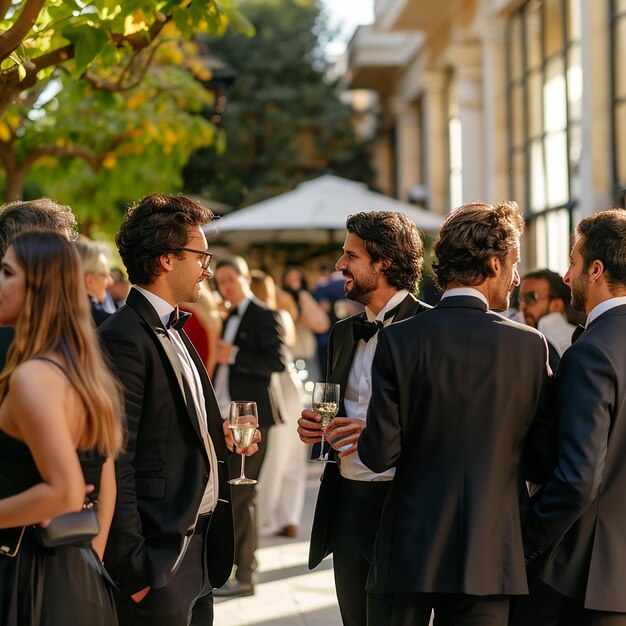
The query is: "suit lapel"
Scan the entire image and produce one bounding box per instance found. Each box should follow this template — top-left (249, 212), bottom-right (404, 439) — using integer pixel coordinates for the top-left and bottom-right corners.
top-left (330, 294), bottom-right (425, 389)
top-left (329, 315), bottom-right (361, 391)
top-left (126, 289), bottom-right (204, 445)
top-left (394, 293), bottom-right (428, 321)
top-left (233, 298), bottom-right (256, 346)
top-left (179, 329), bottom-right (230, 458)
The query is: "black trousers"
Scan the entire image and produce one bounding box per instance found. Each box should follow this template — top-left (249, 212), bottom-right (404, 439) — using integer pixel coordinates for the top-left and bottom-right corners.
top-left (228, 426), bottom-right (269, 584)
top-left (115, 526), bottom-right (214, 626)
top-left (332, 476), bottom-right (392, 626)
top-left (509, 575), bottom-right (626, 626)
top-left (369, 592), bottom-right (510, 626)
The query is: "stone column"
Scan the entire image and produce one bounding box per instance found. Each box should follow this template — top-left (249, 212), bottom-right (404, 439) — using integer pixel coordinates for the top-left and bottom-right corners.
top-left (481, 18), bottom-right (509, 203)
top-left (392, 98), bottom-right (422, 202)
top-left (579, 0), bottom-right (612, 219)
top-left (423, 70), bottom-right (449, 215)
top-left (451, 42), bottom-right (486, 204)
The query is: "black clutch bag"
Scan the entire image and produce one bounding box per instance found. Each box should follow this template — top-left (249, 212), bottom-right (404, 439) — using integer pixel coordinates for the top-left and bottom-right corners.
top-left (0, 526), bottom-right (26, 557)
top-left (34, 504), bottom-right (100, 549)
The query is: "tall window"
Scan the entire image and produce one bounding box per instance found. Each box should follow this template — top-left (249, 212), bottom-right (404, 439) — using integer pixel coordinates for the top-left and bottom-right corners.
top-left (506, 0), bottom-right (581, 273)
top-left (612, 0), bottom-right (626, 207)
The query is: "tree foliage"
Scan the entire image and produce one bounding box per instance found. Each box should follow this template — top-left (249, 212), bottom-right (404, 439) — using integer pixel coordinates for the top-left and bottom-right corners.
top-left (0, 1), bottom-right (252, 235)
top-left (183, 0), bottom-right (374, 208)
top-left (0, 1), bottom-right (251, 118)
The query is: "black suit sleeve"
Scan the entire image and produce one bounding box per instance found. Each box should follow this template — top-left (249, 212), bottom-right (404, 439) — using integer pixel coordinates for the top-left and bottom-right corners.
top-left (233, 308), bottom-right (285, 378)
top-left (359, 328), bottom-right (402, 473)
top-left (524, 340), bottom-right (614, 561)
top-left (100, 327), bottom-right (150, 594)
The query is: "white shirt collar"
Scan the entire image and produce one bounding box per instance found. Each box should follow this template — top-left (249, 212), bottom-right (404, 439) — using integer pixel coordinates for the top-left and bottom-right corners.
top-left (365, 289), bottom-right (409, 322)
top-left (134, 286), bottom-right (175, 327)
top-left (230, 295), bottom-right (252, 317)
top-left (586, 296), bottom-right (626, 327)
top-left (440, 287), bottom-right (488, 307)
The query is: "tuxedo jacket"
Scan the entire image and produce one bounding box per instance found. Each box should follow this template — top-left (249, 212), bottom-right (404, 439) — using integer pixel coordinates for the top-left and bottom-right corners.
top-left (308, 293), bottom-right (430, 569)
top-left (98, 288), bottom-right (234, 596)
top-left (525, 304), bottom-right (626, 611)
top-left (221, 297), bottom-right (285, 427)
top-left (359, 296), bottom-right (550, 595)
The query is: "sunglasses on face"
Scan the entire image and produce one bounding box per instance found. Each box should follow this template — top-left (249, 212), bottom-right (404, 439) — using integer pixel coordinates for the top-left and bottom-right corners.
top-left (519, 291), bottom-right (552, 305)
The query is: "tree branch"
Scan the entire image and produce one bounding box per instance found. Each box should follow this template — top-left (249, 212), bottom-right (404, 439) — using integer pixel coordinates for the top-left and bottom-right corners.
top-left (0, 0), bottom-right (46, 61)
top-left (0, 0), bottom-right (12, 22)
top-left (85, 43), bottom-right (160, 92)
top-left (22, 144), bottom-right (102, 172)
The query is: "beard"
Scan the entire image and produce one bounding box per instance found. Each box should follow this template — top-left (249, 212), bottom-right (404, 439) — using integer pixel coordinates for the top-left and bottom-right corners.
top-left (570, 273), bottom-right (589, 312)
top-left (343, 269), bottom-right (378, 305)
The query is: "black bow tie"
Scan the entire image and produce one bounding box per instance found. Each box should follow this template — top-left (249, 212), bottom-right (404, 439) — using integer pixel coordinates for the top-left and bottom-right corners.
top-left (352, 303), bottom-right (402, 343)
top-left (167, 306), bottom-right (191, 331)
top-left (571, 323), bottom-right (586, 343)
top-left (353, 317), bottom-right (383, 343)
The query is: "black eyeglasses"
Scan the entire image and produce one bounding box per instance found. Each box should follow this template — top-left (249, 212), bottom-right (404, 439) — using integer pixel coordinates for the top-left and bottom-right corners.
top-left (172, 247), bottom-right (213, 271)
top-left (519, 291), bottom-right (552, 305)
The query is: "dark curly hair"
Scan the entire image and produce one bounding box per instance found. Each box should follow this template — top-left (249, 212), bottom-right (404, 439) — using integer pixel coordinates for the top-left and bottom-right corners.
top-left (433, 201), bottom-right (525, 290)
top-left (116, 194), bottom-right (214, 285)
top-left (577, 209), bottom-right (626, 291)
top-left (346, 211), bottom-right (424, 293)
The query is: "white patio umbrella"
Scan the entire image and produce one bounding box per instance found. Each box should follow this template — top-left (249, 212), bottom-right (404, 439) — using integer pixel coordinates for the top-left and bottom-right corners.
top-left (205, 175), bottom-right (443, 244)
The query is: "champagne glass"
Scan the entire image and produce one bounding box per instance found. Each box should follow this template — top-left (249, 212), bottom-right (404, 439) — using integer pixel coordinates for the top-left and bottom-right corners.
top-left (228, 401), bottom-right (258, 485)
top-left (310, 382), bottom-right (340, 463)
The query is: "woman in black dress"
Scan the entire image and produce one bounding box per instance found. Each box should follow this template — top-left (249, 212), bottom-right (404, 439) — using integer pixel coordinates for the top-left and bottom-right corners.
top-left (0, 231), bottom-right (124, 625)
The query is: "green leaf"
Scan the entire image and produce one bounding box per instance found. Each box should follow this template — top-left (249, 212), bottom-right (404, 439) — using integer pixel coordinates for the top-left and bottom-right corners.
top-left (62, 24), bottom-right (109, 77)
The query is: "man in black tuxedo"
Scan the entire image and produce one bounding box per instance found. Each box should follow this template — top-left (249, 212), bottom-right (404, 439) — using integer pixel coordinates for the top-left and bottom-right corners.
top-left (0, 198), bottom-right (77, 367)
top-left (359, 202), bottom-right (551, 626)
top-left (99, 195), bottom-right (259, 626)
top-left (297, 211), bottom-right (429, 626)
top-left (211, 256), bottom-right (284, 597)
top-left (510, 209), bottom-right (626, 626)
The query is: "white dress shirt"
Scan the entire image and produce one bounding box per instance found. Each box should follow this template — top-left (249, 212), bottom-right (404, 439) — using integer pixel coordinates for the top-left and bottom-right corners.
top-left (340, 289), bottom-right (409, 482)
top-left (213, 297), bottom-right (251, 418)
top-left (586, 296), bottom-right (626, 326)
top-left (440, 287), bottom-right (488, 306)
top-left (537, 312), bottom-right (575, 356)
top-left (135, 287), bottom-right (219, 515)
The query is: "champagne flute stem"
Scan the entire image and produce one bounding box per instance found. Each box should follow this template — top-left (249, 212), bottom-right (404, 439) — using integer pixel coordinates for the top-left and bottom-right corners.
top-left (240, 454), bottom-right (246, 480)
top-left (318, 431), bottom-right (326, 461)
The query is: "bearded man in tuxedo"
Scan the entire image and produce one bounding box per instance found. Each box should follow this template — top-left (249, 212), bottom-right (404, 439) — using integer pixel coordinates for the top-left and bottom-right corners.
top-left (359, 201), bottom-right (552, 626)
top-left (510, 209), bottom-right (626, 626)
top-left (297, 211), bottom-right (429, 626)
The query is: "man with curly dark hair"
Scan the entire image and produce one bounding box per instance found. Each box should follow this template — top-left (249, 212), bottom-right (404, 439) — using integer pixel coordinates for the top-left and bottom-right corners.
top-left (297, 210), bottom-right (430, 626)
top-left (99, 194), bottom-right (260, 626)
top-left (359, 201), bottom-right (552, 626)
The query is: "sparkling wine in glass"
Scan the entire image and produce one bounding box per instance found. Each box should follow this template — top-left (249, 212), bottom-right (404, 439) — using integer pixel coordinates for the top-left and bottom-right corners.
top-left (310, 382), bottom-right (340, 463)
top-left (228, 401), bottom-right (258, 485)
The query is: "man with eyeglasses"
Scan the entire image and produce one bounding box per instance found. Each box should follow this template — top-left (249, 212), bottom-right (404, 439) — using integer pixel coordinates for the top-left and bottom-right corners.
top-left (519, 269), bottom-right (576, 371)
top-left (0, 198), bottom-right (78, 368)
top-left (99, 194), bottom-right (260, 626)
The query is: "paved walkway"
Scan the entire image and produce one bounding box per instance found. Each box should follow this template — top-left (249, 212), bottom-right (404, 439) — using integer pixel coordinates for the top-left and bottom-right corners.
top-left (214, 463), bottom-right (343, 626)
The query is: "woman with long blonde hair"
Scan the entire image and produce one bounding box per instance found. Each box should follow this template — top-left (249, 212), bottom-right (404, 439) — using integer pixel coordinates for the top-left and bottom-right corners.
top-left (0, 230), bottom-right (124, 626)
